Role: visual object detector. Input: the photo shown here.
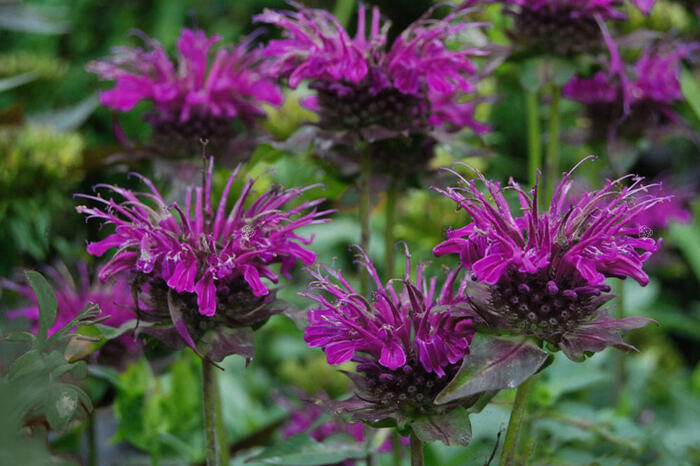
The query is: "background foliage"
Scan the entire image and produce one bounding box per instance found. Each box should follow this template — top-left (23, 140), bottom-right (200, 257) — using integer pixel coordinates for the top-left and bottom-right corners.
top-left (1, 0), bottom-right (699, 464)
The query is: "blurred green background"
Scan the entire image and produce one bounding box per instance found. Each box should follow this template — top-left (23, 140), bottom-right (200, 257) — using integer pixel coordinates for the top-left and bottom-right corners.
top-left (1, 0), bottom-right (699, 464)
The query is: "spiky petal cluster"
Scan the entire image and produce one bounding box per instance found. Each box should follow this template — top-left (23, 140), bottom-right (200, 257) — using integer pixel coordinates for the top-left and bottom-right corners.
top-left (305, 247), bottom-right (473, 377)
top-left (76, 159), bottom-right (330, 323)
top-left (255, 4), bottom-right (488, 137)
top-left (2, 263), bottom-right (138, 355)
top-left (433, 157), bottom-right (664, 360)
top-left (88, 28), bottom-right (282, 123)
top-left (303, 247), bottom-right (473, 420)
top-left (629, 182), bottom-right (692, 232)
top-left (564, 45), bottom-right (692, 136)
top-left (475, 0), bottom-right (656, 56)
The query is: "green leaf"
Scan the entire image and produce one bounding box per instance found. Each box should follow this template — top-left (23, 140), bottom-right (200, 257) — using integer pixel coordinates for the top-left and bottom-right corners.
top-left (4, 331), bottom-right (36, 343)
top-left (681, 67), bottom-right (700, 121)
top-left (27, 93), bottom-right (99, 132)
top-left (6, 349), bottom-right (44, 381)
top-left (45, 386), bottom-right (79, 432)
top-left (411, 407), bottom-right (472, 446)
top-left (668, 222), bottom-right (700, 281)
top-left (24, 270), bottom-right (57, 344)
top-left (246, 433), bottom-right (367, 465)
top-left (0, 71), bottom-right (38, 92)
top-left (435, 336), bottom-right (549, 404)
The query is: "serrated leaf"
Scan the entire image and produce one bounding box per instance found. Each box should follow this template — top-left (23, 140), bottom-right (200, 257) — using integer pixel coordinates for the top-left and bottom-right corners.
top-left (246, 433), bottom-right (366, 465)
top-left (411, 407), bottom-right (472, 446)
top-left (435, 336), bottom-right (549, 404)
top-left (45, 386), bottom-right (79, 432)
top-left (24, 270), bottom-right (57, 344)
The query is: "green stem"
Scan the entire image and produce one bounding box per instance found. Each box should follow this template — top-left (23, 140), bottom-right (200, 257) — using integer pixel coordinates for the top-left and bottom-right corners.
top-left (385, 177), bottom-right (398, 280)
top-left (87, 411), bottom-right (97, 466)
top-left (391, 431), bottom-right (403, 466)
top-left (410, 431), bottom-right (423, 466)
top-left (359, 144), bottom-right (372, 295)
top-left (545, 85), bottom-right (561, 202)
top-left (614, 279), bottom-right (627, 406)
top-left (526, 89), bottom-right (542, 189)
top-left (212, 369), bottom-right (229, 465)
top-left (500, 376), bottom-right (536, 466)
top-left (202, 359), bottom-right (220, 466)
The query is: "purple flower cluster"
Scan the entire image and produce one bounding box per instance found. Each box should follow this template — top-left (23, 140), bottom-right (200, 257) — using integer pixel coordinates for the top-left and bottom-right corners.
top-left (564, 44), bottom-right (692, 137)
top-left (75, 159), bottom-right (331, 357)
top-left (434, 158), bottom-right (663, 360)
top-left (305, 247), bottom-right (473, 377)
top-left (255, 4), bottom-right (488, 137)
top-left (472, 0), bottom-right (656, 56)
top-left (2, 263), bottom-right (139, 358)
top-left (303, 247), bottom-right (474, 418)
top-left (88, 28), bottom-right (282, 157)
top-left (89, 28), bottom-right (282, 123)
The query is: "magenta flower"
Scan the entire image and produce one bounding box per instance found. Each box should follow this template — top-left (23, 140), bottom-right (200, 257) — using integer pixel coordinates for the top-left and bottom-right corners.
top-left (2, 263), bottom-right (139, 361)
top-left (255, 4), bottom-right (488, 140)
top-left (88, 28), bottom-right (282, 155)
top-left (564, 44), bottom-right (693, 139)
top-left (302, 246), bottom-right (475, 429)
top-left (75, 159), bottom-right (331, 360)
top-left (433, 157), bottom-right (664, 361)
top-left (466, 0), bottom-right (656, 56)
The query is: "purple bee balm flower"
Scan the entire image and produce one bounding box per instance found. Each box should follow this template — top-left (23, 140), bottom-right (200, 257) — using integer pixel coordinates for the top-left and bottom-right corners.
top-left (87, 28), bottom-right (282, 157)
top-left (302, 246), bottom-right (476, 429)
top-left (255, 4), bottom-right (489, 178)
top-left (564, 42), bottom-right (693, 140)
top-left (75, 158), bottom-right (331, 361)
top-left (468, 0), bottom-right (656, 56)
top-left (2, 263), bottom-right (139, 363)
top-left (433, 157), bottom-right (664, 361)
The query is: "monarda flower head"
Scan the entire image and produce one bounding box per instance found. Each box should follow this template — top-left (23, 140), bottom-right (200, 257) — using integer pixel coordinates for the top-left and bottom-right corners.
top-left (2, 262), bottom-right (139, 365)
top-left (255, 4), bottom-right (488, 177)
top-left (433, 157), bottom-right (664, 361)
top-left (564, 43), bottom-right (694, 141)
top-left (302, 246), bottom-right (478, 443)
top-left (87, 28), bottom-right (282, 158)
top-left (75, 158), bottom-right (331, 361)
top-left (465, 0), bottom-right (656, 57)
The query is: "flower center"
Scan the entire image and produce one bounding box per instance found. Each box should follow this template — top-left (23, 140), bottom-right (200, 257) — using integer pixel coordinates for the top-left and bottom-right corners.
top-left (312, 81), bottom-right (431, 134)
top-left (489, 267), bottom-right (609, 340)
top-left (356, 354), bottom-right (458, 416)
top-left (508, 2), bottom-right (603, 57)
